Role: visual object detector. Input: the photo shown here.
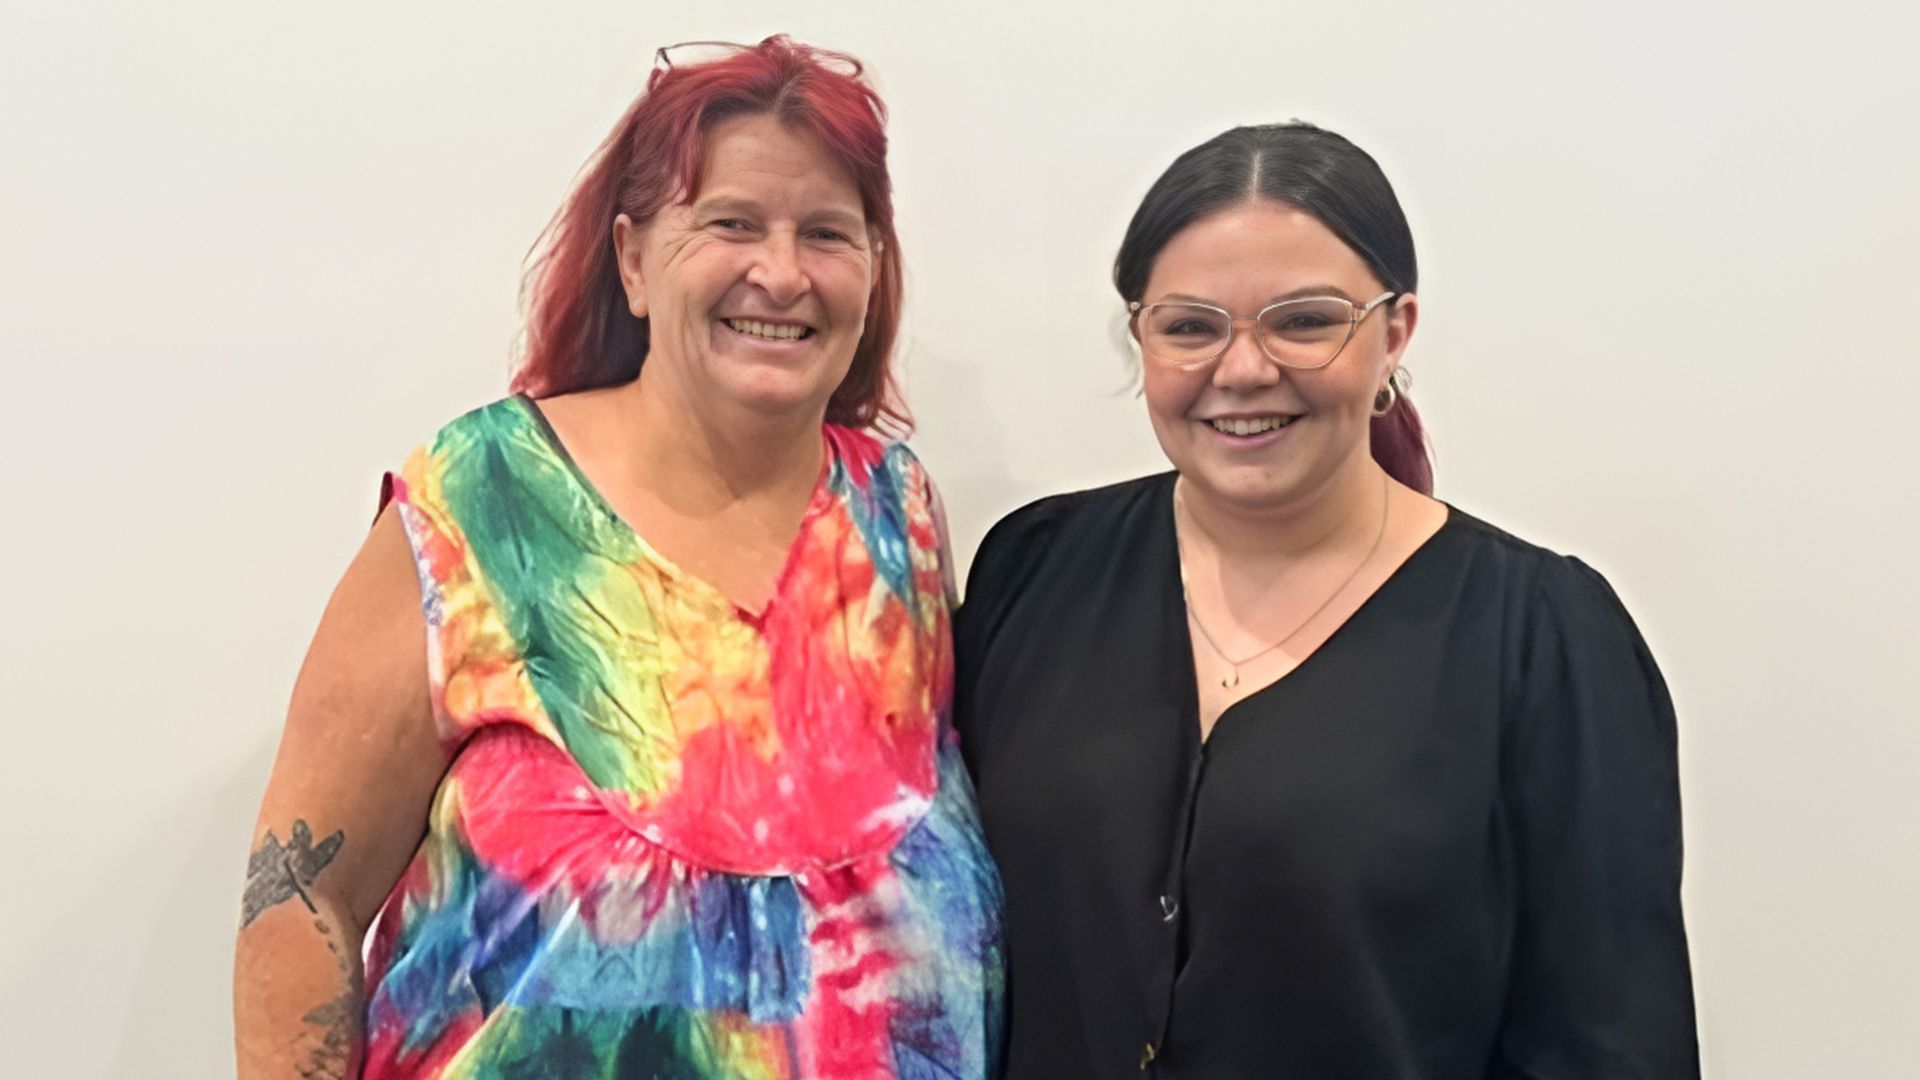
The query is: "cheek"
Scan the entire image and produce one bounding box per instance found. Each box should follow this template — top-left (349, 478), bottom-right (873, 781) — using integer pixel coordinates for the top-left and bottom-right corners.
top-left (810, 257), bottom-right (873, 378)
top-left (654, 250), bottom-right (729, 318)
top-left (1296, 363), bottom-right (1379, 417)
top-left (825, 257), bottom-right (874, 326)
top-left (1141, 368), bottom-right (1203, 430)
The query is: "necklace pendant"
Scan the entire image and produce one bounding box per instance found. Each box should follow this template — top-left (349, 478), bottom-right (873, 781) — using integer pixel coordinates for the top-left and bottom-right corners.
top-left (1222, 668), bottom-right (1240, 690)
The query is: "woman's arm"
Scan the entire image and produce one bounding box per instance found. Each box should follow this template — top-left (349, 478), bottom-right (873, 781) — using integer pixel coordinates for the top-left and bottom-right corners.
top-left (232, 507), bottom-right (448, 1079)
top-left (1497, 556), bottom-right (1699, 1078)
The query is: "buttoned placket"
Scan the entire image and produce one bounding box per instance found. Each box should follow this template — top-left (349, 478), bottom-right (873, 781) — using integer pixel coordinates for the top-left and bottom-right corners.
top-left (1142, 732), bottom-right (1209, 1073)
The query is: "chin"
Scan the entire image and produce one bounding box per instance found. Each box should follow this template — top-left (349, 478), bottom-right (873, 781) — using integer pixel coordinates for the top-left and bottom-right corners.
top-left (720, 371), bottom-right (838, 420)
top-left (1183, 459), bottom-right (1312, 511)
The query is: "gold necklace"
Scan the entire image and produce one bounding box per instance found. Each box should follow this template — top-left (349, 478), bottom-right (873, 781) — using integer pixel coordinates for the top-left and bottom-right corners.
top-left (1175, 472), bottom-right (1390, 689)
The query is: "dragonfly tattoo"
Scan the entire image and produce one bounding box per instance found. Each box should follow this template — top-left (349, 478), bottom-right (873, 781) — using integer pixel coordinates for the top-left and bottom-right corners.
top-left (242, 819), bottom-right (345, 927)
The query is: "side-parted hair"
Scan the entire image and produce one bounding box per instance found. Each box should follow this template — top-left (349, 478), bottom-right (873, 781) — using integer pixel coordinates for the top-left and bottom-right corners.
top-left (1114, 122), bottom-right (1433, 493)
top-left (511, 36), bottom-right (909, 433)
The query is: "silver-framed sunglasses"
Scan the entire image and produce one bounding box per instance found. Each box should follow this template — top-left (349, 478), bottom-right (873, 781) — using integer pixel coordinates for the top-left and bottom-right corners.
top-left (1128, 291), bottom-right (1397, 371)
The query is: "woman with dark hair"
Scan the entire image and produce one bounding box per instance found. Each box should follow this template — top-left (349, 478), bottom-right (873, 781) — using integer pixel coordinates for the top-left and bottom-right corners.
top-left (956, 123), bottom-right (1697, 1078)
top-left (234, 37), bottom-right (1003, 1079)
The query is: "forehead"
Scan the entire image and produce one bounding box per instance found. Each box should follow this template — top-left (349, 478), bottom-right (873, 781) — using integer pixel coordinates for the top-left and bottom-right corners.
top-left (1146, 200), bottom-right (1375, 300)
top-left (688, 113), bottom-right (864, 213)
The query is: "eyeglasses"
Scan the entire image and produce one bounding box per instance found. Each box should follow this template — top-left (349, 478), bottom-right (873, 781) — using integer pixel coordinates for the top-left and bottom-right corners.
top-left (652, 39), bottom-right (863, 78)
top-left (1128, 291), bottom-right (1397, 371)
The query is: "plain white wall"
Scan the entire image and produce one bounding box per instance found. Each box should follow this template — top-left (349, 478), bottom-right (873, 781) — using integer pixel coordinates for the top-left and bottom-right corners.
top-left (4, 1), bottom-right (1915, 1075)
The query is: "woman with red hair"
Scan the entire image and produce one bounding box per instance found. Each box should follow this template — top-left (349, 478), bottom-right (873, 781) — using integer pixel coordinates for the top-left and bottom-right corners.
top-left (234, 37), bottom-right (1004, 1079)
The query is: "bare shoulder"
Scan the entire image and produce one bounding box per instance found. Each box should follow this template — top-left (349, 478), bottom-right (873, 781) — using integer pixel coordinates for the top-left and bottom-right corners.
top-left (292, 506), bottom-right (431, 720)
top-left (330, 506), bottom-right (425, 645)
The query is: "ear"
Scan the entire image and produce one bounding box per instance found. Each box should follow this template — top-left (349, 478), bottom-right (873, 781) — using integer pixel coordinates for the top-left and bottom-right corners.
top-left (1383, 292), bottom-right (1419, 367)
top-left (612, 213), bottom-right (648, 319)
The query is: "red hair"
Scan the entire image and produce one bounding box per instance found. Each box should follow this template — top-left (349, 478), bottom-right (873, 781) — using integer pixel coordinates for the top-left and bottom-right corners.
top-left (510, 36), bottom-right (910, 433)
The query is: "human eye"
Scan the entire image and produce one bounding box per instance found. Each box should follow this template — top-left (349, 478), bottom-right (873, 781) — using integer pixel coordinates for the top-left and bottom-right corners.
top-left (1150, 306), bottom-right (1226, 340)
top-left (1264, 300), bottom-right (1348, 339)
top-left (1277, 312), bottom-right (1335, 330)
top-left (804, 215), bottom-right (868, 247)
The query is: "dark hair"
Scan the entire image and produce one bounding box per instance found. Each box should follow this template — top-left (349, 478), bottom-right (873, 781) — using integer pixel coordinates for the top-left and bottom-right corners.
top-left (511, 35), bottom-right (909, 433)
top-left (1114, 122), bottom-right (1432, 493)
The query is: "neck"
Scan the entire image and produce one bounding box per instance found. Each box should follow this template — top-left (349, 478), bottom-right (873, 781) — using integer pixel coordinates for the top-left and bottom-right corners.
top-left (622, 367), bottom-right (827, 511)
top-left (1178, 452), bottom-right (1385, 569)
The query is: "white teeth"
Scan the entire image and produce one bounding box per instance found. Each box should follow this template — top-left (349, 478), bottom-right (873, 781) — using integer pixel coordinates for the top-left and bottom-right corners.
top-left (726, 318), bottom-right (808, 341)
top-left (1210, 416), bottom-right (1291, 436)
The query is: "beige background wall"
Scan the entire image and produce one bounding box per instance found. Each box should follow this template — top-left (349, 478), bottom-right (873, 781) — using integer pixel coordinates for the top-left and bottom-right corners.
top-left (3, 1), bottom-right (1915, 1074)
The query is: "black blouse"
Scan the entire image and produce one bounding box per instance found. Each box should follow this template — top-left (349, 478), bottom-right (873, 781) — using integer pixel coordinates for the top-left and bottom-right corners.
top-left (954, 473), bottom-right (1698, 1079)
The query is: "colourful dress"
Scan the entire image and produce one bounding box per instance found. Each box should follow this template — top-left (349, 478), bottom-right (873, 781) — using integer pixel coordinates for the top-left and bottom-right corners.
top-left (360, 397), bottom-right (1005, 1079)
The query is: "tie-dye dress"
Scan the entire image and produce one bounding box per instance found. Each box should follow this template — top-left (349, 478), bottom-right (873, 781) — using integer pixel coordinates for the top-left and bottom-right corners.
top-left (359, 397), bottom-right (1005, 1079)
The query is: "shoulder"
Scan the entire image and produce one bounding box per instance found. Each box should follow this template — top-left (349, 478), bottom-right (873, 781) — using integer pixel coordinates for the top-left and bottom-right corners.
top-left (829, 424), bottom-right (921, 477)
top-left (825, 426), bottom-right (948, 516)
top-left (973, 472), bottom-right (1174, 574)
top-left (959, 472), bottom-right (1173, 632)
top-left (1436, 507), bottom-right (1633, 618)
top-left (422, 395), bottom-right (539, 458)
top-left (382, 397), bottom-right (549, 576)
top-left (389, 396), bottom-right (544, 507)
top-left (1443, 508), bottom-right (1667, 713)
top-left (396, 396), bottom-right (532, 475)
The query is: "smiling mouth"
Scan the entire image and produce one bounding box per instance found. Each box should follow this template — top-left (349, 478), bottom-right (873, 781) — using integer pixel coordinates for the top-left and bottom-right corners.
top-left (1207, 416), bottom-right (1297, 436)
top-left (723, 317), bottom-right (815, 342)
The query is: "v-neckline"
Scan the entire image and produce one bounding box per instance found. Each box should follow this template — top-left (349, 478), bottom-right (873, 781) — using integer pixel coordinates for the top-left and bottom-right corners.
top-left (514, 394), bottom-right (837, 623)
top-left (1156, 472), bottom-right (1460, 746)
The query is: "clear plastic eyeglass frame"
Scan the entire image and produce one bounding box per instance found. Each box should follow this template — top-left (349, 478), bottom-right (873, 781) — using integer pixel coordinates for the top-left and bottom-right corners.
top-left (653, 39), bottom-right (863, 78)
top-left (1127, 291), bottom-right (1398, 370)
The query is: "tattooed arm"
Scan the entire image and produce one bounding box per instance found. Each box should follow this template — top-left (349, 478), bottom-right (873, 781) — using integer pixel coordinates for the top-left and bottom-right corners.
top-left (234, 507), bottom-right (448, 1079)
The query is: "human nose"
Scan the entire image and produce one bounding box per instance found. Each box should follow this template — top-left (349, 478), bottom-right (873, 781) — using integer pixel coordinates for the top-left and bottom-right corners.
top-left (746, 230), bottom-right (809, 305)
top-left (1211, 317), bottom-right (1282, 391)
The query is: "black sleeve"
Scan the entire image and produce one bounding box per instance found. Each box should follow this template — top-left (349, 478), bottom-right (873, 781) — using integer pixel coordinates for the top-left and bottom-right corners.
top-left (951, 495), bottom-right (1074, 778)
top-left (1495, 556), bottom-right (1701, 1078)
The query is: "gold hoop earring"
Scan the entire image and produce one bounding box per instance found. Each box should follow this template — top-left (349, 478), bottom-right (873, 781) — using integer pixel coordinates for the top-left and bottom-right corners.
top-left (1372, 375), bottom-right (1399, 416)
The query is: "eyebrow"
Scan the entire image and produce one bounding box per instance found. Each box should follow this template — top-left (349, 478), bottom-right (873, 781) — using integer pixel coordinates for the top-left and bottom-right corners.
top-left (1156, 284), bottom-right (1361, 306)
top-left (690, 195), bottom-right (866, 232)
